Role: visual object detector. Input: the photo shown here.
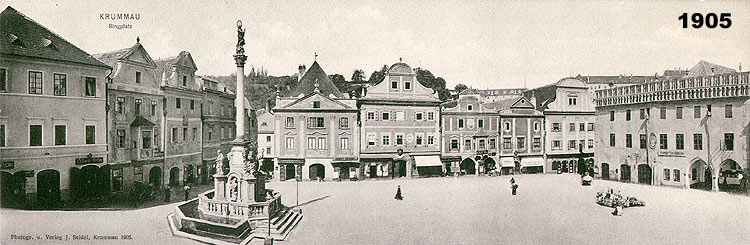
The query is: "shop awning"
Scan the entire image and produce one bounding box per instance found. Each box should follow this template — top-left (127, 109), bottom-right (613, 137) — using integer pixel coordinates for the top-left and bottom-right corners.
top-left (414, 155), bottom-right (442, 167)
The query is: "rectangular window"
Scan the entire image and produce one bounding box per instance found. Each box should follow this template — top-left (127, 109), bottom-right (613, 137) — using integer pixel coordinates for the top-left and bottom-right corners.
top-left (676, 134), bottom-right (684, 150)
top-left (579, 123), bottom-right (585, 132)
top-left (588, 139), bottom-right (594, 149)
top-left (694, 106), bottom-right (701, 118)
top-left (428, 135), bottom-right (435, 145)
top-left (609, 134), bottom-right (616, 147)
top-left (307, 117), bottom-right (325, 129)
top-left (458, 119), bottom-right (465, 129)
top-left (416, 135), bottom-right (424, 145)
top-left (85, 125), bottom-right (95, 144)
top-left (135, 99), bottom-right (142, 115)
top-left (29, 125), bottom-right (42, 146)
top-left (117, 97), bottom-right (125, 114)
top-left (724, 133), bottom-right (734, 151)
top-left (626, 109), bottom-right (631, 121)
top-left (151, 101), bottom-right (157, 116)
top-left (568, 140), bottom-right (577, 149)
top-left (53, 73), bottom-right (66, 96)
top-left (381, 112), bottom-right (390, 120)
top-left (489, 138), bottom-right (496, 149)
top-left (673, 169), bottom-right (681, 182)
top-left (28, 71), bottom-right (43, 94)
top-left (568, 96), bottom-right (577, 105)
top-left (552, 123), bottom-right (561, 132)
top-left (135, 71), bottom-right (141, 84)
top-left (112, 169), bottom-right (123, 191)
top-left (142, 130), bottom-right (152, 149)
top-left (339, 117), bottom-right (349, 129)
top-left (467, 105), bottom-right (473, 111)
top-left (85, 77), bottom-right (96, 97)
top-left (117, 129), bottom-right (126, 148)
top-left (609, 111), bottom-right (615, 121)
top-left (182, 76), bottom-right (187, 87)
top-left (391, 81), bottom-right (398, 89)
top-left (190, 100), bottom-right (195, 110)
top-left (192, 127), bottom-right (197, 141)
top-left (660, 107), bottom-right (666, 119)
top-left (676, 107), bottom-right (683, 119)
top-left (694, 134), bottom-right (703, 150)
top-left (367, 112), bottom-right (375, 120)
top-left (533, 137), bottom-right (541, 148)
top-left (340, 137), bottom-right (350, 150)
top-left (659, 134), bottom-right (668, 149)
top-left (664, 169), bottom-right (671, 181)
top-left (588, 123), bottom-right (594, 131)
top-left (176, 98), bottom-right (182, 109)
top-left (54, 125), bottom-right (66, 146)
top-left (427, 112), bottom-right (434, 121)
top-left (0, 68), bottom-right (6, 91)
top-left (478, 119), bottom-right (484, 128)
top-left (503, 137), bottom-right (511, 149)
top-left (517, 137), bottom-right (525, 149)
top-left (640, 134), bottom-right (647, 149)
top-left (308, 137), bottom-right (316, 149)
top-left (725, 104), bottom-right (732, 118)
top-left (382, 135), bottom-right (390, 145)
top-left (451, 139), bottom-right (459, 150)
top-left (625, 134), bottom-right (632, 148)
top-left (640, 108), bottom-right (646, 119)
top-left (404, 81), bottom-right (411, 90)
top-left (465, 139), bottom-right (472, 150)
top-left (0, 124), bottom-right (5, 147)
top-left (552, 140), bottom-right (561, 150)
top-left (285, 117), bottom-right (295, 128)
top-left (171, 128), bottom-right (179, 143)
top-left (266, 147), bottom-right (272, 155)
top-left (312, 101), bottom-right (320, 108)
top-left (182, 128), bottom-right (188, 142)
top-left (569, 123), bottom-right (576, 132)
top-left (415, 112), bottom-right (423, 121)
top-left (396, 134), bottom-right (404, 145)
top-left (394, 111), bottom-right (405, 121)
top-left (286, 137), bottom-right (294, 149)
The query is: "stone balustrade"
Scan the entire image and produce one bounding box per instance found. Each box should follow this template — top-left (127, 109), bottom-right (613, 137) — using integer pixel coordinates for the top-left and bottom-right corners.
top-left (198, 190), bottom-right (282, 220)
top-left (595, 71), bottom-right (750, 107)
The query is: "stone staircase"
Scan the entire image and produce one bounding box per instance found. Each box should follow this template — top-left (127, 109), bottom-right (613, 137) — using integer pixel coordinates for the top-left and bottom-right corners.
top-left (252, 207), bottom-right (302, 241)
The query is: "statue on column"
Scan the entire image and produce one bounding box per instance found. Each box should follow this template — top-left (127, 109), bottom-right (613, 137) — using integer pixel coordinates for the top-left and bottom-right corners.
top-left (236, 20), bottom-right (245, 55)
top-left (215, 150), bottom-right (226, 175)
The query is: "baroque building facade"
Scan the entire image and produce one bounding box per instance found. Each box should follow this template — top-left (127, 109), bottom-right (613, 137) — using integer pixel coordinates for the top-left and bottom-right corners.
top-left (0, 7), bottom-right (110, 206)
top-left (491, 97), bottom-right (545, 174)
top-left (595, 70), bottom-right (749, 191)
top-left (441, 89), bottom-right (500, 176)
top-left (199, 76), bottom-right (235, 184)
top-left (358, 60), bottom-right (443, 178)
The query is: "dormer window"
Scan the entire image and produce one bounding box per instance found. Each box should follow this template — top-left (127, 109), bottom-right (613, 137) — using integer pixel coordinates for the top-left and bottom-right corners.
top-left (136, 71), bottom-right (141, 84)
top-left (391, 81), bottom-right (398, 89)
top-left (313, 101), bottom-right (321, 108)
top-left (404, 81), bottom-right (411, 90)
top-left (467, 104), bottom-right (473, 111)
top-left (182, 76), bottom-right (187, 87)
top-left (42, 38), bottom-right (58, 51)
top-left (9, 34), bottom-right (25, 47)
top-left (568, 94), bottom-right (578, 105)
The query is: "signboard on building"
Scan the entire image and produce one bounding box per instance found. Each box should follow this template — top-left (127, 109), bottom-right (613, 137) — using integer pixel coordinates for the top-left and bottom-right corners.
top-left (1, 161), bottom-right (14, 169)
top-left (657, 151), bottom-right (686, 157)
top-left (75, 156), bottom-right (104, 165)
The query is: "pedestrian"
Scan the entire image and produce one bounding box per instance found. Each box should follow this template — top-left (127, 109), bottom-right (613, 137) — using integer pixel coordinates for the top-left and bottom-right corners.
top-left (612, 201), bottom-right (623, 216)
top-left (394, 185), bottom-right (403, 200)
top-left (183, 185), bottom-right (191, 201)
top-left (164, 187), bottom-right (171, 202)
top-left (510, 177), bottom-right (518, 195)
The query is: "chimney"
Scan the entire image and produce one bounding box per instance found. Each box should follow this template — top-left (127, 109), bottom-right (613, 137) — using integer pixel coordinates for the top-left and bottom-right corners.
top-left (298, 64), bottom-right (306, 82)
top-left (711, 67), bottom-right (715, 75)
top-left (739, 63), bottom-right (742, 72)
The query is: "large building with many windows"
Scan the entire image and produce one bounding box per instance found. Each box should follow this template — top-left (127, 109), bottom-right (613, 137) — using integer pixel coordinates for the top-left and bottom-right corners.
top-left (441, 89), bottom-right (500, 176)
top-left (273, 61), bottom-right (359, 181)
top-left (198, 75), bottom-right (234, 184)
top-left (155, 52), bottom-right (203, 187)
top-left (488, 97), bottom-right (545, 174)
top-left (359, 60), bottom-right (443, 179)
top-left (524, 78), bottom-right (595, 174)
top-left (594, 70), bottom-right (749, 192)
top-left (0, 7), bottom-right (111, 207)
top-left (94, 39), bottom-right (164, 198)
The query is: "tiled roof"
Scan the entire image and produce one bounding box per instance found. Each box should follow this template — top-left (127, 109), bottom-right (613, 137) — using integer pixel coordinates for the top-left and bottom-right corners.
top-left (523, 83), bottom-right (557, 111)
top-left (575, 74), bottom-right (653, 85)
top-left (93, 47), bottom-right (130, 67)
top-left (286, 61), bottom-right (344, 98)
top-left (154, 55), bottom-right (180, 80)
top-left (0, 6), bottom-right (109, 68)
top-left (687, 60), bottom-right (735, 77)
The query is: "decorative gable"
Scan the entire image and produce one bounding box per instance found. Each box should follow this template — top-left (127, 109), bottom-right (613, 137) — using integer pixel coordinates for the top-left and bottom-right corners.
top-left (510, 97), bottom-right (534, 109)
top-left (281, 93), bottom-right (353, 110)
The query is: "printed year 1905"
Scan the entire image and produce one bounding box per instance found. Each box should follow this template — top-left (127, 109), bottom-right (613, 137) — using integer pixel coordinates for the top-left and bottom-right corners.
top-left (679, 13), bottom-right (731, 29)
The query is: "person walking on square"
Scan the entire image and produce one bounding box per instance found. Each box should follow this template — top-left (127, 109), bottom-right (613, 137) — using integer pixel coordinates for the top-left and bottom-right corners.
top-left (510, 177), bottom-right (518, 195)
top-left (394, 185), bottom-right (403, 200)
top-left (183, 185), bottom-right (191, 201)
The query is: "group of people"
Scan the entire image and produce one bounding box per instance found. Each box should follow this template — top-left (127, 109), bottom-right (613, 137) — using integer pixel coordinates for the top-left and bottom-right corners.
top-left (596, 188), bottom-right (645, 216)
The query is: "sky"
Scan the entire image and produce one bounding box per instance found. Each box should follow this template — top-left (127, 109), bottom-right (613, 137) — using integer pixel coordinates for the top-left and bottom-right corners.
top-left (3, 0), bottom-right (749, 90)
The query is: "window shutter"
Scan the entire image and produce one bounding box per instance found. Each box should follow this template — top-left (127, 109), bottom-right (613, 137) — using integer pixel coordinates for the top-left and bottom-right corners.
top-left (81, 76), bottom-right (85, 97)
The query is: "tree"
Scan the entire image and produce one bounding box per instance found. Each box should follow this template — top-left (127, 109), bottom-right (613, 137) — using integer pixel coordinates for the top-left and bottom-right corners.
top-left (351, 69), bottom-right (366, 84)
top-left (367, 65), bottom-right (389, 85)
top-left (329, 74), bottom-right (350, 94)
top-left (415, 68), bottom-right (451, 101)
top-left (454, 83), bottom-right (469, 93)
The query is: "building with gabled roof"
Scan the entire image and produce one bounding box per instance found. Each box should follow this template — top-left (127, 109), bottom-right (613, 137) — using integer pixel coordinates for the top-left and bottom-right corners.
top-left (358, 59), bottom-right (443, 179)
top-left (94, 39), bottom-right (166, 197)
top-left (0, 6), bottom-right (111, 207)
top-left (484, 96), bottom-right (545, 174)
top-left (441, 91), bottom-right (501, 176)
top-left (273, 60), bottom-right (359, 181)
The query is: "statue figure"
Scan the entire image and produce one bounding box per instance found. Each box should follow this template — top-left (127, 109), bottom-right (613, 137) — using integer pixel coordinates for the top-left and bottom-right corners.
top-left (215, 150), bottom-right (225, 175)
top-left (236, 20), bottom-right (245, 55)
top-left (228, 177), bottom-right (238, 202)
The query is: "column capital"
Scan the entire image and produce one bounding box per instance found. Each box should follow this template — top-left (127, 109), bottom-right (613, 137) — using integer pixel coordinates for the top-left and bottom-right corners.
top-left (234, 54), bottom-right (247, 67)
